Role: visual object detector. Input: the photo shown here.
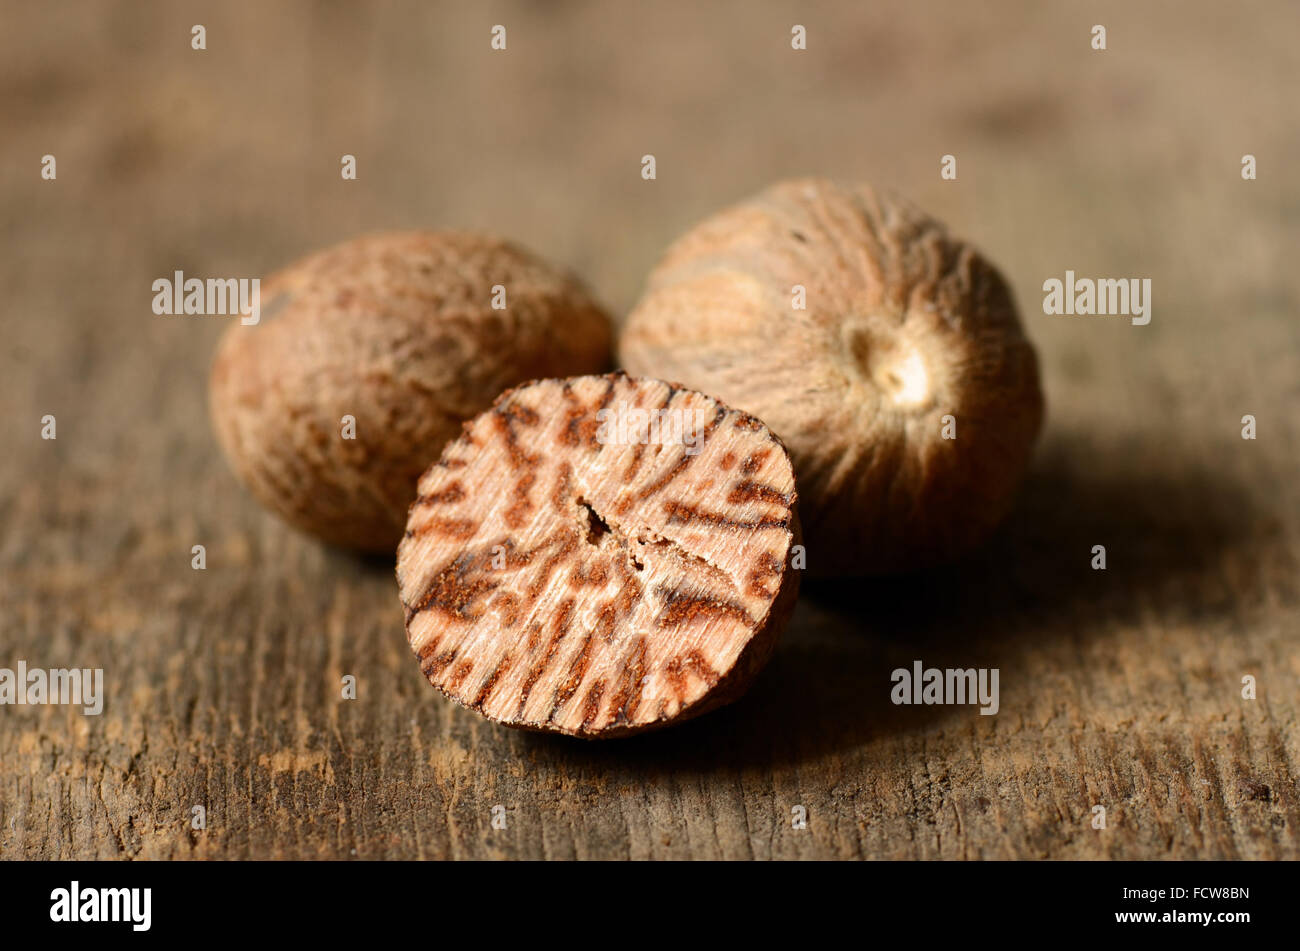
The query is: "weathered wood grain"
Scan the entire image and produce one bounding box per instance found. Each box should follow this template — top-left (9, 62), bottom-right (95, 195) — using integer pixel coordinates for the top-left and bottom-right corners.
top-left (1, 0), bottom-right (1296, 859)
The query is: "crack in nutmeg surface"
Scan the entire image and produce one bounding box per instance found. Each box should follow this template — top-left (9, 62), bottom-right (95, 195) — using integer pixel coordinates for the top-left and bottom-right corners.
top-left (396, 373), bottom-right (800, 738)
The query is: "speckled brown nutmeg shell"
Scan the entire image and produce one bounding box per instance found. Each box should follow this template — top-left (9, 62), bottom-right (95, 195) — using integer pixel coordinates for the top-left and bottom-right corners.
top-left (619, 178), bottom-right (1044, 576)
top-left (396, 372), bottom-right (801, 738)
top-left (209, 231), bottom-right (613, 552)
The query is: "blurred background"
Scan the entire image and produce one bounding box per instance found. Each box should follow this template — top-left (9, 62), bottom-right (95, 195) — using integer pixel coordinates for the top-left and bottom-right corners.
top-left (1, 1), bottom-right (1297, 859)
top-left (4, 2), bottom-right (1296, 435)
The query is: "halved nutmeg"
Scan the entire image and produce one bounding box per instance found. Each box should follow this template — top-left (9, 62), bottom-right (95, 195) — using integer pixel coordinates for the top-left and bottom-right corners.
top-left (396, 372), bottom-right (800, 738)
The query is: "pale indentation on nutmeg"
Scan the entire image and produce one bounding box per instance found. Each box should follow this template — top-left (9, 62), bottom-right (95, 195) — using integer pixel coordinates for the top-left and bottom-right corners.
top-left (879, 348), bottom-right (931, 408)
top-left (842, 321), bottom-right (936, 413)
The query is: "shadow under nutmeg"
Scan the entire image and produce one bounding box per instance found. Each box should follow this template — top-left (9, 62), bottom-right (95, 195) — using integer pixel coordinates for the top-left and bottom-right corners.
top-left (808, 435), bottom-right (1280, 639)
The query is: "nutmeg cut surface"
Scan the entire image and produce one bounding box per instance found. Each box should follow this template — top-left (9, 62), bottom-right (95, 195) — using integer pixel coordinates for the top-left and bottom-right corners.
top-left (210, 232), bottom-right (612, 551)
top-left (620, 179), bottom-right (1043, 575)
top-left (396, 373), bottom-right (800, 738)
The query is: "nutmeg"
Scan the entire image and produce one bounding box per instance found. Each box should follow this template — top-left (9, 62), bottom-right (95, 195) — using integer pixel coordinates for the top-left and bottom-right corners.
top-left (210, 231), bottom-right (612, 551)
top-left (396, 373), bottom-right (800, 738)
top-left (620, 179), bottom-right (1044, 576)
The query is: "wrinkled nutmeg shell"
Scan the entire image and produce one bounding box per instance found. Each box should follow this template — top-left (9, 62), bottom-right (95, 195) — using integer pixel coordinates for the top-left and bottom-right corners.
top-left (620, 179), bottom-right (1044, 576)
top-left (397, 373), bottom-right (801, 738)
top-left (210, 231), bottom-right (613, 551)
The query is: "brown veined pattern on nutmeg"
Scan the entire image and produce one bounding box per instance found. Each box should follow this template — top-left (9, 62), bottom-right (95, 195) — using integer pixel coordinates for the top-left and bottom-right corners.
top-left (396, 373), bottom-right (801, 738)
top-left (209, 231), bottom-right (613, 552)
top-left (619, 179), bottom-right (1044, 577)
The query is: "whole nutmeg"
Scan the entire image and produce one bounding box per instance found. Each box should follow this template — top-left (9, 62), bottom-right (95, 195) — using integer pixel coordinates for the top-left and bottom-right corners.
top-left (620, 179), bottom-right (1044, 576)
top-left (210, 231), bottom-right (612, 551)
top-left (397, 372), bottom-right (800, 738)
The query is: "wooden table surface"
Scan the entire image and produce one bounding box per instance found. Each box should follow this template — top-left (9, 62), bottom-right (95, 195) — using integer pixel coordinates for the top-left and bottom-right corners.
top-left (2, 1), bottom-right (1297, 860)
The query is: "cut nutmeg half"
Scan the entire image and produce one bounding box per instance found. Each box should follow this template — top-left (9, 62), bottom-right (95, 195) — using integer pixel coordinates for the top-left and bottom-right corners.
top-left (396, 372), bottom-right (801, 738)
top-left (620, 178), bottom-right (1045, 576)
